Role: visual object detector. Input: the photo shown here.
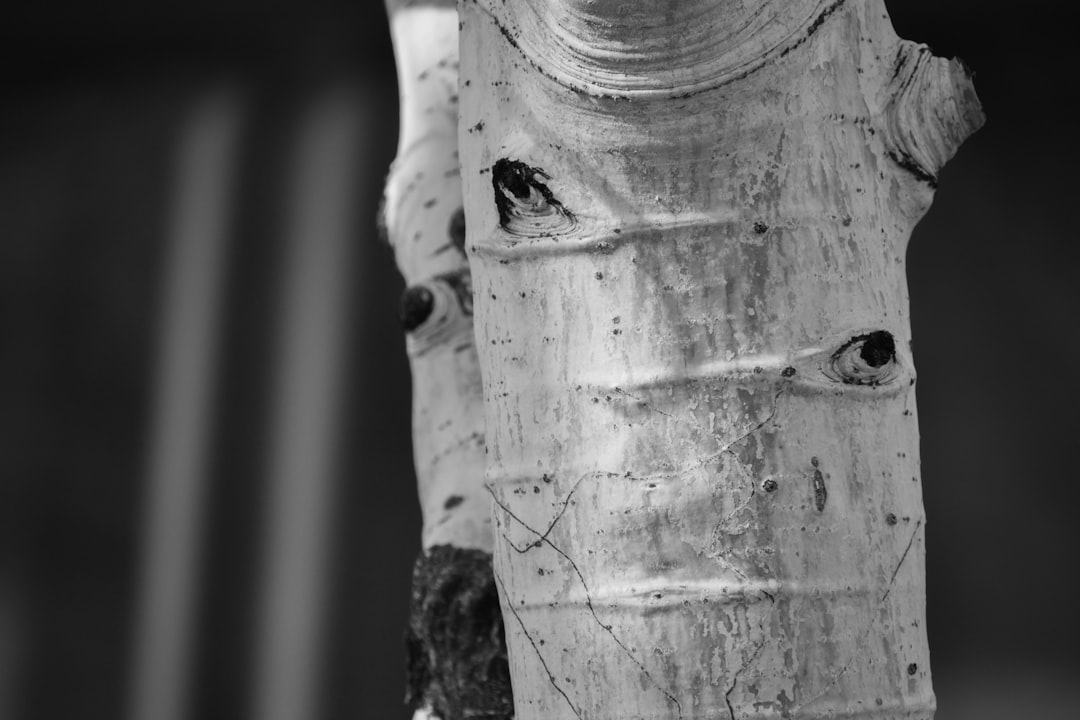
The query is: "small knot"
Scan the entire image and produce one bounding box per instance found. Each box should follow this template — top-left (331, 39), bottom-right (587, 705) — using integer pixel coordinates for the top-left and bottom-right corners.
top-left (400, 285), bottom-right (435, 332)
top-left (859, 331), bottom-right (896, 368)
top-left (491, 158), bottom-right (576, 240)
top-left (825, 331), bottom-right (900, 386)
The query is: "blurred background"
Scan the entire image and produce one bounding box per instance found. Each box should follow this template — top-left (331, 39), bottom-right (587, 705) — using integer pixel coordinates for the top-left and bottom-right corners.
top-left (1, 1), bottom-right (1076, 719)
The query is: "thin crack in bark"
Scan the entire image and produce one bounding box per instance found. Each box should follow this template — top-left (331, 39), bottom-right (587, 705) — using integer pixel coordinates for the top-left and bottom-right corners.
top-left (499, 475), bottom-right (586, 555)
top-left (716, 388), bottom-right (785, 458)
top-left (715, 477), bottom-right (758, 532)
top-left (488, 486), bottom-right (684, 719)
top-left (612, 386), bottom-right (680, 421)
top-left (790, 519), bottom-right (925, 714)
top-left (881, 519), bottom-right (922, 604)
top-left (636, 388), bottom-right (786, 485)
top-left (494, 570), bottom-right (582, 719)
top-left (724, 590), bottom-right (777, 720)
top-left (708, 444), bottom-right (765, 572)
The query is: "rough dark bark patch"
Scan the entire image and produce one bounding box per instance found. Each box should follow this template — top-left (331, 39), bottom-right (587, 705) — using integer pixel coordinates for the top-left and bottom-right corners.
top-left (405, 545), bottom-right (514, 720)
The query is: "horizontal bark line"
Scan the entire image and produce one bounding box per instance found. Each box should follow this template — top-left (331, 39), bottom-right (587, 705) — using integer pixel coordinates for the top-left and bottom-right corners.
top-left (469, 215), bottom-right (900, 260)
top-left (499, 576), bottom-right (924, 607)
top-left (479, 362), bottom-right (914, 398)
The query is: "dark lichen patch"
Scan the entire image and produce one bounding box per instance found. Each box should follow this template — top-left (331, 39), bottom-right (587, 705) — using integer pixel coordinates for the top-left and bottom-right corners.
top-left (907, 663), bottom-right (918, 676)
top-left (752, 220), bottom-right (769, 234)
top-left (400, 285), bottom-right (435, 332)
top-left (405, 546), bottom-right (513, 720)
top-left (448, 207), bottom-right (467, 253)
top-left (781, 366), bottom-right (797, 378)
top-left (812, 468), bottom-right (827, 512)
top-left (444, 495), bottom-right (464, 510)
top-left (762, 478), bottom-right (779, 493)
top-left (885, 512), bottom-right (898, 526)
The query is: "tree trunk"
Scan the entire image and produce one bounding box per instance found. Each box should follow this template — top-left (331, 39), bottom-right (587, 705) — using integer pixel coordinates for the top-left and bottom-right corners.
top-left (383, 2), bottom-right (513, 719)
top-left (457, 1), bottom-right (981, 718)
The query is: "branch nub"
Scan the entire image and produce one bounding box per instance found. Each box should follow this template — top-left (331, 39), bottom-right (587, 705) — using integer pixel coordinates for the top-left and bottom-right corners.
top-left (883, 42), bottom-right (985, 183)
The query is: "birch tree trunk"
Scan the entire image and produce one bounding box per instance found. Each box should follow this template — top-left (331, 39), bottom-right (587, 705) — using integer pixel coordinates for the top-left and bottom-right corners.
top-left (457, 1), bottom-right (982, 718)
top-left (383, 2), bottom-right (512, 718)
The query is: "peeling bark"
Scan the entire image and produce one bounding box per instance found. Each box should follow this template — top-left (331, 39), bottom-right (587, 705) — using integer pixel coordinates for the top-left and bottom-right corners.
top-left (458, 1), bottom-right (982, 717)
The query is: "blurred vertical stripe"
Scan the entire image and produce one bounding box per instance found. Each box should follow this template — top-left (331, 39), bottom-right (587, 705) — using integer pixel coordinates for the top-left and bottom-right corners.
top-left (249, 88), bottom-right (362, 720)
top-left (128, 88), bottom-right (243, 720)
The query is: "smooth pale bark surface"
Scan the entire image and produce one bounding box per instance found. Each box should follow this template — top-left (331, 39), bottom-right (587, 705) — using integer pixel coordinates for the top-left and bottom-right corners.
top-left (459, 1), bottom-right (981, 718)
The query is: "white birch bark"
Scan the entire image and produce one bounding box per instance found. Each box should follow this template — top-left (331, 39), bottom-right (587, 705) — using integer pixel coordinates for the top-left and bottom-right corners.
top-left (458, 1), bottom-right (982, 718)
top-left (385, 0), bottom-right (489, 555)
top-left (383, 2), bottom-right (512, 717)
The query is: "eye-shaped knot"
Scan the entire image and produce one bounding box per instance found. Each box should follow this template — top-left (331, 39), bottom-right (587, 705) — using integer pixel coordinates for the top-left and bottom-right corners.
top-left (399, 269), bottom-right (474, 355)
top-left (492, 158), bottom-right (576, 239)
top-left (823, 330), bottom-right (900, 386)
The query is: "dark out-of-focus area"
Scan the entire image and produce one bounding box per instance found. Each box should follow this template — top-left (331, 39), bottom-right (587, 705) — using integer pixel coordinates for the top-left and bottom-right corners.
top-left (1, 1), bottom-right (1077, 719)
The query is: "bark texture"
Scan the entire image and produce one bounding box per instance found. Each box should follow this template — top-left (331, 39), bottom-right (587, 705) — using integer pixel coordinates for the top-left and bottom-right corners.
top-left (383, 3), bottom-right (512, 718)
top-left (458, 1), bottom-right (982, 718)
